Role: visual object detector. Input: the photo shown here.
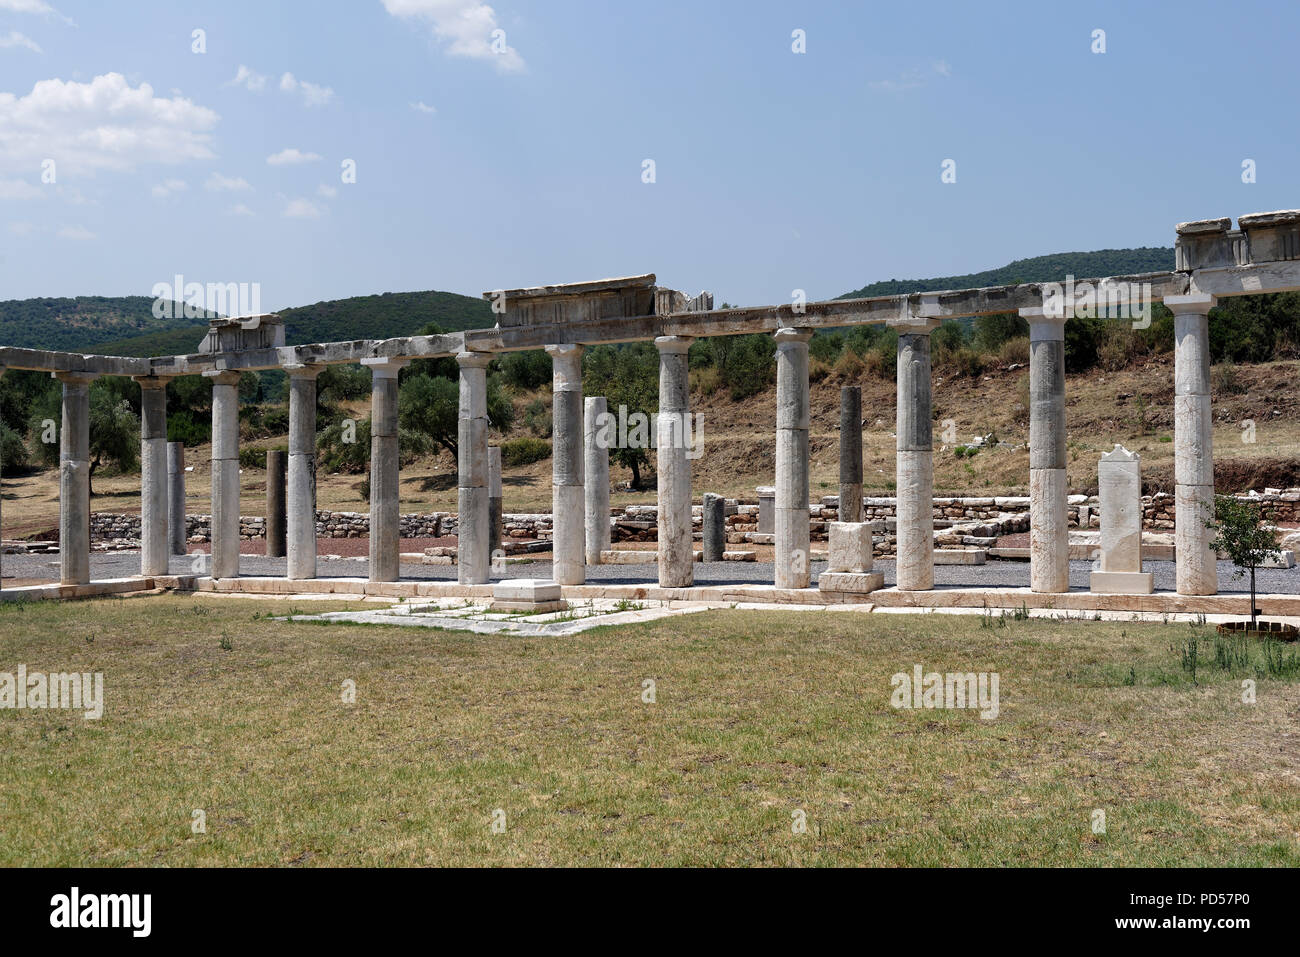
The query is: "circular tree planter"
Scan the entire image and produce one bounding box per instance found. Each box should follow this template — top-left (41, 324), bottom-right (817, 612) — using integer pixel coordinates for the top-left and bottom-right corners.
top-left (1216, 620), bottom-right (1299, 641)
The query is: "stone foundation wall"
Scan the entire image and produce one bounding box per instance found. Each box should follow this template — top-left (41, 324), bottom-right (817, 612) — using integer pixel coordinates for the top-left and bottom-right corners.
top-left (82, 488), bottom-right (1300, 546)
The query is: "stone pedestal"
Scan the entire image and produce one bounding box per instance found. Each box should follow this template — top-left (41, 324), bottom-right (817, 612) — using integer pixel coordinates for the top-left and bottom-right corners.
top-left (894, 317), bottom-right (940, 590)
top-left (285, 364), bottom-right (321, 580)
top-left (56, 371), bottom-right (96, 586)
top-left (702, 493), bottom-right (725, 562)
top-left (136, 376), bottom-right (170, 576)
top-left (167, 441), bottom-right (186, 556)
top-left (839, 385), bottom-right (863, 523)
top-left (774, 328), bottom-right (812, 589)
top-left (1022, 307), bottom-right (1069, 593)
top-left (1166, 294), bottom-right (1218, 596)
top-left (206, 370), bottom-right (242, 580)
top-left (266, 448), bottom-right (287, 559)
top-left (583, 396), bottom-right (610, 566)
top-left (457, 352), bottom-right (492, 585)
top-left (1090, 445), bottom-right (1153, 594)
top-left (656, 336), bottom-right (694, 587)
top-left (820, 521), bottom-right (884, 594)
top-left (490, 578), bottom-right (567, 613)
top-left (362, 358), bottom-right (407, 583)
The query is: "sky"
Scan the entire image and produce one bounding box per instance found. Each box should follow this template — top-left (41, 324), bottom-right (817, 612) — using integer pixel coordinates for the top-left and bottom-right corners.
top-left (1, 0), bottom-right (1299, 313)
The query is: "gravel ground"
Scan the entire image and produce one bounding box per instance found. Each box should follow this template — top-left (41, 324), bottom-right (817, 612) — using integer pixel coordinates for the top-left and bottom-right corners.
top-left (5, 549), bottom-right (1300, 595)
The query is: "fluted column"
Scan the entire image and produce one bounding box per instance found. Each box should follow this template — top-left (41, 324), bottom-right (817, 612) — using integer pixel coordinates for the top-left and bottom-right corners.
top-left (839, 385), bottom-right (863, 523)
top-left (285, 364), bottom-right (321, 580)
top-left (135, 376), bottom-right (170, 577)
top-left (456, 351), bottom-right (492, 585)
top-left (1166, 293), bottom-right (1218, 595)
top-left (545, 343), bottom-right (585, 585)
top-left (55, 372), bottom-right (96, 585)
top-left (774, 327), bottom-right (813, 589)
top-left (655, 336), bottom-right (694, 587)
top-left (1021, 306), bottom-right (1069, 593)
top-left (206, 370), bottom-right (242, 580)
top-left (584, 395), bottom-right (611, 565)
top-left (168, 442), bottom-right (186, 556)
top-left (894, 317), bottom-right (940, 590)
top-left (362, 358), bottom-right (407, 583)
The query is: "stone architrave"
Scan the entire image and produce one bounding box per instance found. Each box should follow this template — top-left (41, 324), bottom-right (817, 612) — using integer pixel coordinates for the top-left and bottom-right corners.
top-left (1090, 445), bottom-right (1154, 594)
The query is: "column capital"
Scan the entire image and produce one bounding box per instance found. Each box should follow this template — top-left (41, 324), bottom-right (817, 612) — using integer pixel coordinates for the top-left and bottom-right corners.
top-left (455, 350), bottom-right (493, 369)
top-left (52, 370), bottom-right (98, 386)
top-left (1163, 293), bottom-right (1216, 315)
top-left (132, 374), bottom-right (173, 390)
top-left (654, 335), bottom-right (693, 354)
top-left (361, 356), bottom-right (410, 378)
top-left (889, 314), bottom-right (942, 336)
top-left (282, 362), bottom-right (324, 379)
top-left (773, 326), bottom-right (814, 344)
top-left (544, 342), bottom-right (583, 360)
top-left (1020, 306), bottom-right (1068, 341)
top-left (202, 369), bottom-right (242, 386)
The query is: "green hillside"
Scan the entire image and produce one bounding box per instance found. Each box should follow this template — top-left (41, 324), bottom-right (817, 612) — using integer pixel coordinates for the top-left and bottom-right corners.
top-left (0, 289), bottom-right (495, 357)
top-left (840, 247), bottom-right (1175, 299)
top-left (0, 296), bottom-right (201, 353)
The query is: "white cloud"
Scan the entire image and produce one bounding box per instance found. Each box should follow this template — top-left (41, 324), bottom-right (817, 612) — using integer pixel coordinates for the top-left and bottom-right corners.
top-left (205, 172), bottom-right (251, 192)
top-left (228, 203), bottom-right (255, 217)
top-left (266, 147), bottom-right (321, 166)
top-left (57, 223), bottom-right (94, 240)
top-left (151, 177), bottom-right (187, 198)
top-left (410, 100), bottom-right (436, 114)
top-left (869, 60), bottom-right (952, 93)
top-left (283, 197), bottom-right (324, 218)
top-left (317, 183), bottom-right (337, 198)
top-left (382, 0), bottom-right (525, 73)
top-left (227, 64), bottom-right (268, 92)
top-left (0, 31), bottom-right (42, 52)
top-left (0, 73), bottom-right (218, 175)
top-left (0, 177), bottom-right (42, 199)
top-left (279, 71), bottom-right (334, 107)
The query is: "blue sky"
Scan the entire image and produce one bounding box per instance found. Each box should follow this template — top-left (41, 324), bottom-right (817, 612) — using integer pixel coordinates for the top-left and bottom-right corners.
top-left (2, 0), bottom-right (1299, 312)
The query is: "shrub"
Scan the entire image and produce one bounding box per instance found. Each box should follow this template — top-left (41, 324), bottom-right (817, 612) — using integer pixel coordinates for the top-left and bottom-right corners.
top-left (168, 409), bottom-right (211, 447)
top-left (1212, 359), bottom-right (1247, 395)
top-left (833, 349), bottom-right (865, 379)
top-left (501, 437), bottom-right (551, 467)
top-left (997, 336), bottom-right (1030, 366)
top-left (239, 445), bottom-right (287, 470)
top-left (523, 398), bottom-right (551, 437)
top-left (691, 365), bottom-right (723, 396)
top-left (318, 418), bottom-right (370, 473)
top-left (500, 350), bottom-right (552, 391)
top-left (0, 422), bottom-right (28, 476)
top-left (809, 331), bottom-right (844, 364)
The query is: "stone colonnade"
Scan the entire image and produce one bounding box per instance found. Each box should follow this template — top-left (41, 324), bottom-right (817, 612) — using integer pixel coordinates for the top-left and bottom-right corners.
top-left (17, 299), bottom-right (1221, 601)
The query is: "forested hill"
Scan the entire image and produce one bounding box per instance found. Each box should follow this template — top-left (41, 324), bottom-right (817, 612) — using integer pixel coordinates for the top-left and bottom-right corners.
top-left (0, 296), bottom-right (202, 353)
top-left (840, 247), bottom-right (1176, 299)
top-left (0, 289), bottom-right (494, 357)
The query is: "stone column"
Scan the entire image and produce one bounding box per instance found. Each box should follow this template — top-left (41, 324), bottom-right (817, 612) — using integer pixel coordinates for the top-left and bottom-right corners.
top-left (135, 376), bottom-right (170, 577)
top-left (0, 365), bottom-right (5, 588)
top-left (456, 352), bottom-right (492, 585)
top-left (702, 493), bottom-right (725, 562)
top-left (774, 328), bottom-right (813, 589)
top-left (362, 358), bottom-right (407, 583)
top-left (55, 372), bottom-right (96, 586)
top-left (266, 448), bottom-right (287, 559)
top-left (839, 385), bottom-right (863, 523)
top-left (655, 336), bottom-right (694, 587)
top-left (1021, 307), bottom-right (1069, 593)
top-left (894, 317), bottom-right (940, 591)
top-left (1166, 293), bottom-right (1218, 596)
top-left (206, 370), bottom-right (242, 580)
top-left (168, 442), bottom-right (186, 556)
top-left (285, 364), bottom-right (321, 580)
top-left (584, 395), bottom-right (610, 565)
top-left (488, 445), bottom-right (503, 567)
top-left (546, 344), bottom-right (585, 585)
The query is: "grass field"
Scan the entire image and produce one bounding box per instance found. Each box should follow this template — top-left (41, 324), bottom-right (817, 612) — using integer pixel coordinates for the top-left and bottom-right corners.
top-left (1, 595), bottom-right (1298, 866)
